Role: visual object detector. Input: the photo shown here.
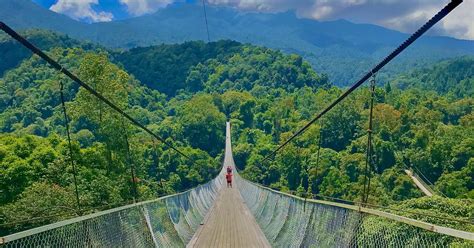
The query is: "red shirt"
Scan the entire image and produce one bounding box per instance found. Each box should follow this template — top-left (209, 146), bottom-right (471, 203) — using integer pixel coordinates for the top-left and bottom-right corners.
top-left (225, 173), bottom-right (232, 182)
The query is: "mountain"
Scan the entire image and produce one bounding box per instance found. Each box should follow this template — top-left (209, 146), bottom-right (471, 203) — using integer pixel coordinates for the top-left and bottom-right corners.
top-left (0, 0), bottom-right (89, 34)
top-left (0, 29), bottom-right (99, 76)
top-left (1, 0), bottom-right (474, 86)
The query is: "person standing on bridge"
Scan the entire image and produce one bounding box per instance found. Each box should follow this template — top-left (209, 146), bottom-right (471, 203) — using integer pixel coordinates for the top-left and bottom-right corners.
top-left (225, 170), bottom-right (233, 188)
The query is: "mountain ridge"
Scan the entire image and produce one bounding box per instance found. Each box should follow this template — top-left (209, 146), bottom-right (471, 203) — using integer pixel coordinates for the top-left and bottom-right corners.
top-left (1, 0), bottom-right (473, 86)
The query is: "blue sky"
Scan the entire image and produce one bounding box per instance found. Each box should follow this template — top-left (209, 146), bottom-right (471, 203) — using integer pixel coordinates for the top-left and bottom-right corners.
top-left (32, 0), bottom-right (198, 21)
top-left (31, 0), bottom-right (473, 40)
top-left (32, 0), bottom-right (151, 21)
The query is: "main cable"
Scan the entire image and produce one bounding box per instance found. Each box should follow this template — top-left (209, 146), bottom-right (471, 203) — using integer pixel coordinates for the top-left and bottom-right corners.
top-left (0, 22), bottom-right (190, 160)
top-left (260, 0), bottom-right (463, 163)
top-left (202, 0), bottom-right (211, 42)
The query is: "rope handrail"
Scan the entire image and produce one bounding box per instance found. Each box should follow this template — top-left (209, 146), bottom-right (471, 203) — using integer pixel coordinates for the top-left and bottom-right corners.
top-left (0, 185), bottom-right (196, 243)
top-left (248, 180), bottom-right (474, 226)
top-left (239, 175), bottom-right (474, 241)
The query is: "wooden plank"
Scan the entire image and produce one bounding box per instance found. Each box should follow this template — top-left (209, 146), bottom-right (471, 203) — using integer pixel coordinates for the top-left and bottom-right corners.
top-left (187, 183), bottom-right (271, 248)
top-left (188, 122), bottom-right (270, 247)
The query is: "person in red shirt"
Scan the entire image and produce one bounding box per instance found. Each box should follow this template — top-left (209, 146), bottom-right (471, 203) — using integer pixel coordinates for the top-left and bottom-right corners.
top-left (225, 172), bottom-right (233, 188)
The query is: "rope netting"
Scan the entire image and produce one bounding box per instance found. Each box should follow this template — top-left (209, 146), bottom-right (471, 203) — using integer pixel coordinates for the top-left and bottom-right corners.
top-left (0, 173), bottom-right (224, 247)
top-left (235, 175), bottom-right (474, 248)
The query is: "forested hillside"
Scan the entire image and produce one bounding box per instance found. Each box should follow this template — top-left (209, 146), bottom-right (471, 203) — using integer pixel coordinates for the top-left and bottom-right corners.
top-left (114, 41), bottom-right (329, 96)
top-left (0, 29), bottom-right (98, 76)
top-left (2, 0), bottom-right (474, 86)
top-left (392, 56), bottom-right (474, 99)
top-left (0, 32), bottom-right (473, 235)
top-left (113, 40), bottom-right (244, 95)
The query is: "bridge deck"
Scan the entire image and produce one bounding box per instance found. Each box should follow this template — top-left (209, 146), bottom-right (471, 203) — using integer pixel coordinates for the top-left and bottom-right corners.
top-left (404, 169), bottom-right (434, 196)
top-left (187, 184), bottom-right (270, 248)
top-left (187, 122), bottom-right (270, 247)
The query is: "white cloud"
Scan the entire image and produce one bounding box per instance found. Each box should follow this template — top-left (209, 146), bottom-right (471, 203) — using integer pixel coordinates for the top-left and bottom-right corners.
top-left (311, 6), bottom-right (333, 19)
top-left (119, 0), bottom-right (174, 16)
top-left (382, 6), bottom-right (439, 33)
top-left (207, 0), bottom-right (474, 40)
top-left (207, 0), bottom-right (307, 12)
top-left (381, 1), bottom-right (474, 40)
top-left (50, 0), bottom-right (113, 22)
top-left (439, 0), bottom-right (474, 40)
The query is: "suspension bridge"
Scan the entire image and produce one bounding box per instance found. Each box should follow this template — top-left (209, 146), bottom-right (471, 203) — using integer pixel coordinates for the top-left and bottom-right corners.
top-left (1, 0), bottom-right (473, 247)
top-left (1, 122), bottom-right (473, 247)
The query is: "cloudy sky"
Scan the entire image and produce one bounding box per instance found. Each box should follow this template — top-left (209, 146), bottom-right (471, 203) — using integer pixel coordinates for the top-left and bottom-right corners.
top-left (32, 0), bottom-right (474, 40)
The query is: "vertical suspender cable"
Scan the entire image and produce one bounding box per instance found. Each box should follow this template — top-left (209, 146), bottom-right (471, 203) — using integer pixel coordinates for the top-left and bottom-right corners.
top-left (362, 75), bottom-right (376, 204)
top-left (59, 80), bottom-right (81, 212)
top-left (202, 0), bottom-right (211, 42)
top-left (152, 139), bottom-right (162, 186)
top-left (123, 123), bottom-right (138, 202)
top-left (313, 125), bottom-right (323, 196)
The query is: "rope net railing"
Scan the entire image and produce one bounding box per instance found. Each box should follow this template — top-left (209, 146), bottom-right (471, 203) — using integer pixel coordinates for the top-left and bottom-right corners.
top-left (235, 175), bottom-right (474, 248)
top-left (0, 170), bottom-right (225, 247)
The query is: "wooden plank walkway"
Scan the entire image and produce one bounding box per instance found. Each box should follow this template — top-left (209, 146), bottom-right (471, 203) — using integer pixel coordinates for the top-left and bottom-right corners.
top-left (187, 185), bottom-right (270, 248)
top-left (187, 122), bottom-right (271, 248)
top-left (404, 169), bottom-right (434, 196)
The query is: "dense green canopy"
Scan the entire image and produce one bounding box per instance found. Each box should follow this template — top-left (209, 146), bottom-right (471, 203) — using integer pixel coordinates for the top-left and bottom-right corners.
top-left (0, 31), bottom-right (472, 236)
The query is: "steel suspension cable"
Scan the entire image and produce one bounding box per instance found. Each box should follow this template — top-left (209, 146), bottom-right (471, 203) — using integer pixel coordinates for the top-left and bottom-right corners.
top-left (0, 22), bottom-right (190, 160)
top-left (260, 0), bottom-right (463, 164)
top-left (58, 80), bottom-right (81, 213)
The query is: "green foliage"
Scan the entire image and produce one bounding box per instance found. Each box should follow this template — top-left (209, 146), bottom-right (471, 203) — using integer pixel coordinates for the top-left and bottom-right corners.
top-left (197, 46), bottom-right (329, 92)
top-left (0, 29), bottom-right (98, 77)
top-left (392, 56), bottom-right (474, 99)
top-left (230, 61), bottom-right (473, 206)
top-left (0, 31), bottom-right (472, 239)
top-left (177, 94), bottom-right (226, 156)
top-left (0, 182), bottom-right (76, 235)
top-left (435, 158), bottom-right (474, 198)
top-left (0, 45), bottom-right (222, 234)
top-left (389, 196), bottom-right (474, 231)
top-left (113, 40), bottom-right (243, 96)
top-left (114, 40), bottom-right (329, 96)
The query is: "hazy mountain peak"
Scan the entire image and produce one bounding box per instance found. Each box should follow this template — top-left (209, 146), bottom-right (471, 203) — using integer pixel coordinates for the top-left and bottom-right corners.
top-left (1, 0), bottom-right (473, 86)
